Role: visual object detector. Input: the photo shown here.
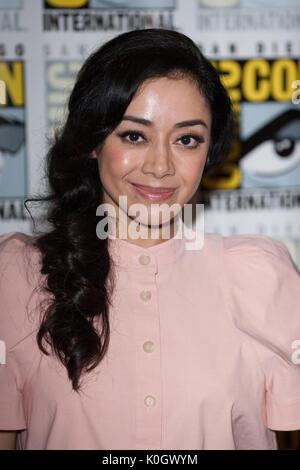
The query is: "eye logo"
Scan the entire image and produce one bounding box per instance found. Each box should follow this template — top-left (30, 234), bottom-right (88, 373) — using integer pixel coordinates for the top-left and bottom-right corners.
top-left (240, 108), bottom-right (300, 185)
top-left (274, 137), bottom-right (295, 157)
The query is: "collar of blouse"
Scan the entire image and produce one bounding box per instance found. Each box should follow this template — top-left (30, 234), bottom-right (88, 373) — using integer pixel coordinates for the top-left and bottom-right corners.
top-left (107, 216), bottom-right (190, 273)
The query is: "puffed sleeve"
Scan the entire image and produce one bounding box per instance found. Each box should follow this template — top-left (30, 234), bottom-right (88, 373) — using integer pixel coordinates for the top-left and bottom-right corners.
top-left (0, 231), bottom-right (40, 430)
top-left (223, 233), bottom-right (300, 431)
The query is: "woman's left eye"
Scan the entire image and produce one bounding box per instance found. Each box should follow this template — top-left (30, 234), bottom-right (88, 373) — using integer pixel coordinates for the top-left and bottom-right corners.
top-left (178, 134), bottom-right (204, 149)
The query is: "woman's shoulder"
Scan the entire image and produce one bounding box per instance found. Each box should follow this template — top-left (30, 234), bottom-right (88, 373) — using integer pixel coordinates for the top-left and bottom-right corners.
top-left (220, 232), bottom-right (299, 294)
top-left (0, 231), bottom-right (44, 351)
top-left (199, 231), bottom-right (294, 268)
top-left (0, 230), bottom-right (38, 257)
top-left (221, 232), bottom-right (293, 261)
top-left (0, 230), bottom-right (42, 286)
top-left (220, 231), bottom-right (299, 308)
top-left (219, 231), bottom-right (300, 361)
top-left (218, 232), bottom-right (300, 431)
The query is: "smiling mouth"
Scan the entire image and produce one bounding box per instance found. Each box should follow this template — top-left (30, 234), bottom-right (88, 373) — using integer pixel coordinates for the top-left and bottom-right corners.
top-left (129, 182), bottom-right (177, 201)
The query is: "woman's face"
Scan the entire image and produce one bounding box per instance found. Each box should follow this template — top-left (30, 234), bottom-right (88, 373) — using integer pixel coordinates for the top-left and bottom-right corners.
top-left (91, 76), bottom-right (212, 242)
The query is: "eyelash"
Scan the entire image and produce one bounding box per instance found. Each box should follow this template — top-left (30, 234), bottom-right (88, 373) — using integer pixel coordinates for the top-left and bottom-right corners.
top-left (117, 130), bottom-right (204, 150)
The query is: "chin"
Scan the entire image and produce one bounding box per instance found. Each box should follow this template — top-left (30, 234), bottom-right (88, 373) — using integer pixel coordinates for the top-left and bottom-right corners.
top-left (132, 212), bottom-right (174, 230)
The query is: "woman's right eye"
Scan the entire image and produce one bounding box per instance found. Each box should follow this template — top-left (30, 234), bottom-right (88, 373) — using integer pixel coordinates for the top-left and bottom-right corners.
top-left (118, 131), bottom-right (146, 144)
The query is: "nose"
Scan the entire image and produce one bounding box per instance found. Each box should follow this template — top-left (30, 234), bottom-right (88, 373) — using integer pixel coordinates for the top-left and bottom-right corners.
top-left (141, 137), bottom-right (175, 179)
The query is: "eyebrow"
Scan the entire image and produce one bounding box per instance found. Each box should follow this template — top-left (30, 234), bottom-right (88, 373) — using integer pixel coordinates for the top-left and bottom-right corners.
top-left (122, 115), bottom-right (208, 129)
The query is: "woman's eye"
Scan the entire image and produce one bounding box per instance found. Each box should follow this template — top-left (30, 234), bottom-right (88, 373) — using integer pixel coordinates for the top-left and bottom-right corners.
top-left (178, 134), bottom-right (204, 149)
top-left (118, 131), bottom-right (204, 149)
top-left (118, 131), bottom-right (145, 144)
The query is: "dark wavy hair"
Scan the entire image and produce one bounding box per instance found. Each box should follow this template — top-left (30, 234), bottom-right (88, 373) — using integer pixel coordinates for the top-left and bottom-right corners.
top-left (25, 28), bottom-right (234, 392)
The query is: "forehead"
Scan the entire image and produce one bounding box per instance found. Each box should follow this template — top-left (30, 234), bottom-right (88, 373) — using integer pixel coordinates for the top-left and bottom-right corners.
top-left (126, 76), bottom-right (211, 125)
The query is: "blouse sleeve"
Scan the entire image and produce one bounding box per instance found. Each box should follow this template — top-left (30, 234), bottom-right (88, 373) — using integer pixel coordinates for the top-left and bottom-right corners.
top-left (0, 231), bottom-right (40, 430)
top-left (223, 233), bottom-right (300, 431)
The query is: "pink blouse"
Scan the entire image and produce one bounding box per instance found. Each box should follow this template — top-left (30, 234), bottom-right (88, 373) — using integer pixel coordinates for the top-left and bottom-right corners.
top-left (0, 227), bottom-right (300, 450)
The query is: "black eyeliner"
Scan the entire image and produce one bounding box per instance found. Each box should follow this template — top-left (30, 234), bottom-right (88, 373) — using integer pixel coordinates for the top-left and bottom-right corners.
top-left (117, 130), bottom-right (205, 147)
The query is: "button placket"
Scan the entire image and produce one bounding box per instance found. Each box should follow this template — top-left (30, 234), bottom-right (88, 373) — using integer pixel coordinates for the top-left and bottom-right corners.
top-left (137, 254), bottom-right (153, 306)
top-left (134, 254), bottom-right (162, 449)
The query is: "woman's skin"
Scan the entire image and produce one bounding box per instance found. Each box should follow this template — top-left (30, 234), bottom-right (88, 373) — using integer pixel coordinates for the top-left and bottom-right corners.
top-left (91, 76), bottom-right (212, 248)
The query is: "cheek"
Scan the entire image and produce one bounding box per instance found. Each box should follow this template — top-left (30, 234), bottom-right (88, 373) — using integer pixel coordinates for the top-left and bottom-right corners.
top-left (179, 156), bottom-right (207, 188)
top-left (99, 146), bottom-right (135, 181)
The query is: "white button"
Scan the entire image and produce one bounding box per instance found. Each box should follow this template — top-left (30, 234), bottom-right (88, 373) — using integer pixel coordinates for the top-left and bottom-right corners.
top-left (139, 254), bottom-right (150, 265)
top-left (144, 395), bottom-right (156, 407)
top-left (140, 290), bottom-right (152, 302)
top-left (143, 341), bottom-right (155, 353)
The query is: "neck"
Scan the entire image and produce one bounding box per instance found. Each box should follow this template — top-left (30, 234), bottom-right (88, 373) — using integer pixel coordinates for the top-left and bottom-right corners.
top-left (107, 214), bottom-right (181, 249)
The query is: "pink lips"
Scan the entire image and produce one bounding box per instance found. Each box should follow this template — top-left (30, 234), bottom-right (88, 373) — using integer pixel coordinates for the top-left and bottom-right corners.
top-left (130, 183), bottom-right (176, 201)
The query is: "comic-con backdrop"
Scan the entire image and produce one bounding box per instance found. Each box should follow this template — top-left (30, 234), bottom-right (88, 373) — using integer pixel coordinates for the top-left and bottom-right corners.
top-left (0, 0), bottom-right (300, 268)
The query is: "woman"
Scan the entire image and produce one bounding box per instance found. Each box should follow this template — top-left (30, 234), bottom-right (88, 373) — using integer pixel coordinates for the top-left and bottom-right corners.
top-left (0, 28), bottom-right (300, 451)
